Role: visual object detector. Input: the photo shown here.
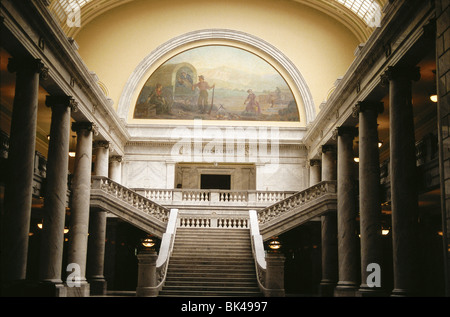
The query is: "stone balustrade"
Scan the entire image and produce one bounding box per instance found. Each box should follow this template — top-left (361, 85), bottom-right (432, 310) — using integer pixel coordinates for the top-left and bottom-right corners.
top-left (257, 181), bottom-right (338, 240)
top-left (178, 211), bottom-right (249, 229)
top-left (133, 188), bottom-right (296, 208)
top-left (90, 176), bottom-right (170, 237)
top-left (92, 176), bottom-right (170, 223)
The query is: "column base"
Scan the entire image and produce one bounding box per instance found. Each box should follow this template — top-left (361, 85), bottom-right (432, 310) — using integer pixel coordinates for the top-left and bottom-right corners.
top-left (1, 280), bottom-right (69, 297)
top-left (319, 280), bottom-right (337, 297)
top-left (66, 281), bottom-right (90, 297)
top-left (136, 286), bottom-right (159, 297)
top-left (390, 288), bottom-right (417, 297)
top-left (356, 285), bottom-right (386, 297)
top-left (334, 282), bottom-right (358, 297)
top-left (88, 277), bottom-right (107, 296)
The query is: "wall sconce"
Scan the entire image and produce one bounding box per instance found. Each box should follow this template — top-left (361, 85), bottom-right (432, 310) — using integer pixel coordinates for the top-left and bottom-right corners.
top-left (430, 94), bottom-right (438, 103)
top-left (354, 157), bottom-right (360, 163)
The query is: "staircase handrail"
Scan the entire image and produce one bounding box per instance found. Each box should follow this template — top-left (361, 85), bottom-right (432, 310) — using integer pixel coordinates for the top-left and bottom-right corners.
top-left (249, 209), bottom-right (269, 295)
top-left (257, 180), bottom-right (337, 225)
top-left (91, 176), bottom-right (170, 217)
top-left (154, 208), bottom-right (179, 293)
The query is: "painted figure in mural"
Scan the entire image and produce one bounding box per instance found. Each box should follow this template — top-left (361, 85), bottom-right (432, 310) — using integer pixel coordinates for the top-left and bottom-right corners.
top-left (176, 71), bottom-right (193, 88)
top-left (192, 75), bottom-right (215, 113)
top-left (244, 89), bottom-right (261, 115)
top-left (146, 83), bottom-right (168, 114)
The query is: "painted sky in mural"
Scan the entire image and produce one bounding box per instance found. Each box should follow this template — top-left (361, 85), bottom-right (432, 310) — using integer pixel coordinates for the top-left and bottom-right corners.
top-left (133, 45), bottom-right (299, 122)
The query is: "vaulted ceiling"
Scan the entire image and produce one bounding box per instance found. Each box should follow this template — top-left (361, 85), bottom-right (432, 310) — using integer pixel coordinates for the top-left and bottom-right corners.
top-left (49, 0), bottom-right (388, 42)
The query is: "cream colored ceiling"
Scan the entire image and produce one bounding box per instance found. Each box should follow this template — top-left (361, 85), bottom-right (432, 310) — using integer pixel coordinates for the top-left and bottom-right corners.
top-left (50, 0), bottom-right (387, 42)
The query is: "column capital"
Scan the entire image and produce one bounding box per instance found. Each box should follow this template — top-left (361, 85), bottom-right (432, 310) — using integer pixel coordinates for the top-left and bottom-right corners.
top-left (380, 65), bottom-right (421, 86)
top-left (321, 144), bottom-right (336, 154)
top-left (8, 57), bottom-right (49, 80)
top-left (332, 126), bottom-right (358, 140)
top-left (110, 155), bottom-right (123, 163)
top-left (72, 121), bottom-right (94, 133)
top-left (309, 159), bottom-right (321, 167)
top-left (352, 101), bottom-right (384, 117)
top-left (45, 95), bottom-right (78, 112)
top-left (93, 140), bottom-right (110, 149)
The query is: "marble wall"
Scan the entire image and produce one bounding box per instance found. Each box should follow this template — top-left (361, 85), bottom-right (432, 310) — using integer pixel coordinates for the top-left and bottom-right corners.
top-left (121, 139), bottom-right (308, 191)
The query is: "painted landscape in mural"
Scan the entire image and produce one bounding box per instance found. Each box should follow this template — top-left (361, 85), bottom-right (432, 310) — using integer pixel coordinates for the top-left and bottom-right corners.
top-left (133, 45), bottom-right (299, 122)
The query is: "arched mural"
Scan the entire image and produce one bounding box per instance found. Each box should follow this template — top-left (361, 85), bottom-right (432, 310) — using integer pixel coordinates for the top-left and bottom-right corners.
top-left (133, 45), bottom-right (300, 122)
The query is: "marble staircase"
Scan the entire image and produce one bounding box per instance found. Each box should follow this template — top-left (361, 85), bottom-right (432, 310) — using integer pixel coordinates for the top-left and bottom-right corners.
top-left (158, 228), bottom-right (262, 297)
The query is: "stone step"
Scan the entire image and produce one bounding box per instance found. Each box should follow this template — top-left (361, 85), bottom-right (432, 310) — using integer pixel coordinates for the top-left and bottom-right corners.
top-left (158, 289), bottom-right (262, 297)
top-left (160, 284), bottom-right (260, 293)
top-left (170, 256), bottom-right (255, 265)
top-left (165, 275), bottom-right (257, 283)
top-left (159, 226), bottom-right (260, 297)
top-left (165, 272), bottom-right (257, 279)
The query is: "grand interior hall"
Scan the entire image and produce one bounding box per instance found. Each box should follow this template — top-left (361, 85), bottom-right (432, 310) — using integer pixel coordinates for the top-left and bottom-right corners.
top-left (0, 0), bottom-right (449, 301)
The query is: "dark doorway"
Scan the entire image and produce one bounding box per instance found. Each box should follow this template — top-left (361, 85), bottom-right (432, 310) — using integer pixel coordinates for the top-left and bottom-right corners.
top-left (201, 174), bottom-right (231, 190)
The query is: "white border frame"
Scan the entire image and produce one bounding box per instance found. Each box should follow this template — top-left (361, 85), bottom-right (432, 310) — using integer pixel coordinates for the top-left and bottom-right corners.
top-left (117, 29), bottom-right (316, 124)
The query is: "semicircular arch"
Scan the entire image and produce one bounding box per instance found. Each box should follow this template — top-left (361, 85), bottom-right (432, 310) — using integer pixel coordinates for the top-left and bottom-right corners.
top-left (117, 29), bottom-right (316, 125)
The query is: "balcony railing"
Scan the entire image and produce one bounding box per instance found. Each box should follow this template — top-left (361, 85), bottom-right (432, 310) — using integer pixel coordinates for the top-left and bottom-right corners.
top-left (133, 188), bottom-right (296, 208)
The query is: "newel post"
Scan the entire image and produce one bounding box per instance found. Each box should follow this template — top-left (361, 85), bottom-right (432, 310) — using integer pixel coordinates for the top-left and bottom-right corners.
top-left (265, 252), bottom-right (286, 296)
top-left (136, 250), bottom-right (158, 297)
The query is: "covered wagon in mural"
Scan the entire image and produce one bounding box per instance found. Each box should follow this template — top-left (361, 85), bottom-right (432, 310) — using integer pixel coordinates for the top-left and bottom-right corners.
top-left (134, 62), bottom-right (198, 118)
top-left (133, 45), bottom-right (300, 122)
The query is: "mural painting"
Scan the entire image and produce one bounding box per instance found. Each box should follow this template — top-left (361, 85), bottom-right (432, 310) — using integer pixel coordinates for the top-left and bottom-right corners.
top-left (133, 45), bottom-right (300, 122)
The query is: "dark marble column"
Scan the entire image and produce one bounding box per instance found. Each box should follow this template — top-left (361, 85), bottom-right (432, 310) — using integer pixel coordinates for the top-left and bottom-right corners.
top-left (354, 101), bottom-right (385, 296)
top-left (1, 58), bottom-right (48, 287)
top-left (87, 141), bottom-right (109, 295)
top-left (38, 96), bottom-right (74, 290)
top-left (334, 126), bottom-right (359, 296)
top-left (382, 65), bottom-right (421, 296)
top-left (67, 122), bottom-right (94, 296)
top-left (319, 145), bottom-right (338, 296)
